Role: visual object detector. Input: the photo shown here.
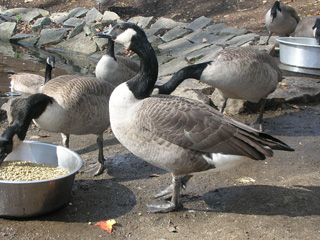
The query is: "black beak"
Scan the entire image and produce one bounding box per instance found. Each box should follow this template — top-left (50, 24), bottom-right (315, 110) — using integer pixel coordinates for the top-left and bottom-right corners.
top-left (96, 32), bottom-right (112, 39)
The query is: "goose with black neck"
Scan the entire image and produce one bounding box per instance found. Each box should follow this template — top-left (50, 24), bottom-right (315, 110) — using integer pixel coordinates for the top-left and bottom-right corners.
top-left (101, 22), bottom-right (294, 213)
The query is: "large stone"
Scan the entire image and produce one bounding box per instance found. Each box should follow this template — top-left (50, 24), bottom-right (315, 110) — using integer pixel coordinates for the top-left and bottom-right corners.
top-left (30, 17), bottom-right (51, 32)
top-left (63, 17), bottom-right (85, 28)
top-left (102, 11), bottom-right (120, 21)
top-left (68, 23), bottom-right (85, 39)
top-left (151, 17), bottom-right (187, 29)
top-left (55, 33), bottom-right (97, 54)
top-left (20, 10), bottom-right (42, 24)
top-left (68, 7), bottom-right (88, 18)
top-left (10, 33), bottom-right (38, 42)
top-left (50, 12), bottom-right (69, 24)
top-left (161, 26), bottom-right (190, 42)
top-left (158, 57), bottom-right (189, 77)
top-left (85, 7), bottom-right (102, 24)
top-left (0, 22), bottom-right (16, 39)
top-left (186, 16), bottom-right (214, 31)
top-left (38, 28), bottom-right (68, 45)
top-left (227, 33), bottom-right (260, 47)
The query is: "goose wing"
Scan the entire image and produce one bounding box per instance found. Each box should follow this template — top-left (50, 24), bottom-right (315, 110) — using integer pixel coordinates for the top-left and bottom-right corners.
top-left (139, 95), bottom-right (290, 160)
top-left (281, 4), bottom-right (300, 23)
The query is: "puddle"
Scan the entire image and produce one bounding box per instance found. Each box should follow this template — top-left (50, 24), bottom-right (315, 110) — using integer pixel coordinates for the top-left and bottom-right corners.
top-left (0, 40), bottom-right (99, 95)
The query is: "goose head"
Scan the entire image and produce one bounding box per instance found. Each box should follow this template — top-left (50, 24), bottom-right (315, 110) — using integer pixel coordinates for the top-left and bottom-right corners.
top-left (0, 126), bottom-right (22, 164)
top-left (97, 22), bottom-right (149, 54)
top-left (312, 18), bottom-right (320, 44)
top-left (270, 1), bottom-right (281, 23)
top-left (47, 55), bottom-right (55, 69)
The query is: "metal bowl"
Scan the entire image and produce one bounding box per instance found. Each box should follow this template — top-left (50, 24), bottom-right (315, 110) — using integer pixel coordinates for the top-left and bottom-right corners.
top-left (277, 37), bottom-right (320, 69)
top-left (0, 141), bottom-right (82, 218)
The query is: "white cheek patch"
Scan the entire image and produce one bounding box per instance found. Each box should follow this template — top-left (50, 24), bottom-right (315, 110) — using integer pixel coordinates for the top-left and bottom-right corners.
top-left (115, 28), bottom-right (136, 49)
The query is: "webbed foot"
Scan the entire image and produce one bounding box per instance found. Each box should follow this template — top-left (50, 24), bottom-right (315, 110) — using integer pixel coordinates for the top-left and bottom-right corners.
top-left (147, 200), bottom-right (180, 213)
top-left (82, 162), bottom-right (105, 176)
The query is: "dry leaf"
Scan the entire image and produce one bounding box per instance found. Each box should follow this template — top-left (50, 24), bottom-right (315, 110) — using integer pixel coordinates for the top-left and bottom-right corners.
top-left (279, 82), bottom-right (288, 86)
top-left (149, 173), bottom-right (160, 177)
top-left (94, 219), bottom-right (116, 233)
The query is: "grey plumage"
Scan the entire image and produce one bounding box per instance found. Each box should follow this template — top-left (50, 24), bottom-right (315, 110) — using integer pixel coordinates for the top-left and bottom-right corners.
top-left (9, 55), bottom-right (55, 95)
top-left (294, 16), bottom-right (319, 37)
top-left (0, 75), bottom-right (114, 176)
top-left (156, 47), bottom-right (282, 130)
top-left (265, 1), bottom-right (300, 45)
top-left (95, 38), bottom-right (139, 86)
top-left (105, 22), bottom-right (294, 213)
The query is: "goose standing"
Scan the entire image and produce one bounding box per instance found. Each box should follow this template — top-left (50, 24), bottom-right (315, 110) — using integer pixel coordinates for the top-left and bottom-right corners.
top-left (0, 75), bottom-right (114, 176)
top-left (312, 18), bottom-right (320, 44)
top-left (156, 47), bottom-right (282, 131)
top-left (265, 1), bottom-right (300, 45)
top-left (9, 55), bottom-right (55, 95)
top-left (95, 36), bottom-right (139, 86)
top-left (98, 22), bottom-right (294, 213)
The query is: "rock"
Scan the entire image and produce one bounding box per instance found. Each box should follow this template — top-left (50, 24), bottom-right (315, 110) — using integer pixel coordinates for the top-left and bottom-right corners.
top-left (63, 17), bottom-right (85, 28)
top-left (10, 33), bottom-right (38, 43)
top-left (186, 16), bottom-right (214, 31)
top-left (4, 8), bottom-right (49, 17)
top-left (50, 12), bottom-right (69, 24)
top-left (204, 23), bottom-right (228, 35)
top-left (185, 45), bottom-right (222, 62)
top-left (30, 17), bottom-right (51, 32)
top-left (20, 10), bottom-right (42, 24)
top-left (151, 17), bottom-right (187, 29)
top-left (158, 38), bottom-right (193, 54)
top-left (102, 11), bottom-right (120, 21)
top-left (85, 7), bottom-right (103, 24)
top-left (161, 26), bottom-right (190, 42)
top-left (158, 57), bottom-right (189, 77)
top-left (68, 7), bottom-right (88, 18)
top-left (218, 27), bottom-right (248, 36)
top-left (38, 28), bottom-right (68, 45)
top-left (0, 22), bottom-right (16, 39)
top-left (55, 33), bottom-right (97, 54)
top-left (94, 37), bottom-right (109, 51)
top-left (68, 22), bottom-right (85, 39)
top-left (227, 33), bottom-right (260, 47)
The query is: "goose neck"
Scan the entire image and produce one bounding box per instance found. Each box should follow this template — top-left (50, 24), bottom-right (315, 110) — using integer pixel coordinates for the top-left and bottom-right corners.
top-left (127, 39), bottom-right (158, 99)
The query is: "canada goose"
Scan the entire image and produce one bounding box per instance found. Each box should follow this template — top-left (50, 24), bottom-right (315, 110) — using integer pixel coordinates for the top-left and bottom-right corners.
top-left (264, 1), bottom-right (300, 45)
top-left (312, 18), bottom-right (320, 44)
top-left (0, 75), bottom-right (114, 176)
top-left (294, 16), bottom-right (318, 38)
top-left (155, 47), bottom-right (282, 131)
top-left (9, 55), bottom-right (55, 95)
top-left (95, 36), bottom-right (140, 86)
top-left (96, 0), bottom-right (116, 12)
top-left (99, 22), bottom-right (294, 213)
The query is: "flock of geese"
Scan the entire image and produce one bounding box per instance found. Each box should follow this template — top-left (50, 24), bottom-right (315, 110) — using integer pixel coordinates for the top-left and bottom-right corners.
top-left (2, 0), bottom-right (318, 212)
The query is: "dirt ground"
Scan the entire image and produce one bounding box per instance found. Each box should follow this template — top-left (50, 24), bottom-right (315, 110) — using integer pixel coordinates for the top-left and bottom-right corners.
top-left (0, 0), bottom-right (320, 239)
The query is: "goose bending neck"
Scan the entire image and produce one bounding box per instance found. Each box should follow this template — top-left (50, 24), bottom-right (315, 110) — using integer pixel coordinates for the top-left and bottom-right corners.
top-left (126, 36), bottom-right (158, 99)
top-left (157, 61), bottom-right (210, 94)
top-left (2, 94), bottom-right (53, 141)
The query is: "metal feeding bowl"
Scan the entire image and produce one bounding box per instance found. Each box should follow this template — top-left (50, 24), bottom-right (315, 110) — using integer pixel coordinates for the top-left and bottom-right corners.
top-left (0, 141), bottom-right (82, 218)
top-left (277, 37), bottom-right (320, 69)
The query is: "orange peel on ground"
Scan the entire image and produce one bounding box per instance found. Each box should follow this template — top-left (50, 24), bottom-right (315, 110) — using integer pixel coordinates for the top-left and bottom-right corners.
top-left (94, 219), bottom-right (116, 233)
